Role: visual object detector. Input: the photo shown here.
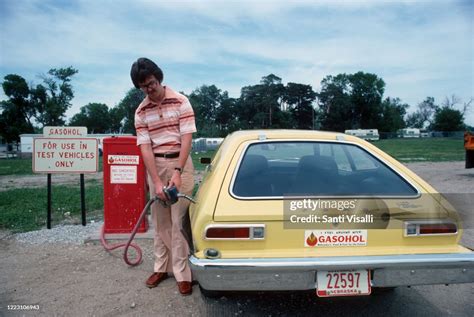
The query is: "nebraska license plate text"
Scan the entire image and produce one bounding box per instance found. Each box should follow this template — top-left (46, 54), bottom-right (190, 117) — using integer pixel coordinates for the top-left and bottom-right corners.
top-left (316, 270), bottom-right (371, 297)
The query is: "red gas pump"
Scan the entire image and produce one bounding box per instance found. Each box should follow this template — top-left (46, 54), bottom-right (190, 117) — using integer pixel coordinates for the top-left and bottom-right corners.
top-left (101, 136), bottom-right (195, 266)
top-left (102, 136), bottom-right (148, 233)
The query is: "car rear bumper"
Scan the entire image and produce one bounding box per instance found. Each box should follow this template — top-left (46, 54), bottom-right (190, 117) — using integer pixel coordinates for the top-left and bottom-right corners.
top-left (189, 253), bottom-right (474, 291)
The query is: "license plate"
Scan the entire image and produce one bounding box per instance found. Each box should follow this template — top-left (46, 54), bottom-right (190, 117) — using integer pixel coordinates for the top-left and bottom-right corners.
top-left (316, 270), bottom-right (371, 297)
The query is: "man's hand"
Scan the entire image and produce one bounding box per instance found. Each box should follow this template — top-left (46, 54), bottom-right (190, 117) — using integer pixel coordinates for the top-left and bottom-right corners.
top-left (139, 143), bottom-right (168, 201)
top-left (168, 170), bottom-right (182, 191)
top-left (154, 180), bottom-right (168, 201)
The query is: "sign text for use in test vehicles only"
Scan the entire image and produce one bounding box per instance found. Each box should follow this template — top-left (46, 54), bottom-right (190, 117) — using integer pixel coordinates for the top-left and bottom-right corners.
top-left (33, 127), bottom-right (98, 173)
top-left (32, 126), bottom-right (98, 229)
top-left (37, 140), bottom-right (96, 168)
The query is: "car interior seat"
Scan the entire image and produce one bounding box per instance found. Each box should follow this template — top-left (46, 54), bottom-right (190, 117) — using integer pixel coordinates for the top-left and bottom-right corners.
top-left (233, 154), bottom-right (273, 197)
top-left (291, 155), bottom-right (340, 195)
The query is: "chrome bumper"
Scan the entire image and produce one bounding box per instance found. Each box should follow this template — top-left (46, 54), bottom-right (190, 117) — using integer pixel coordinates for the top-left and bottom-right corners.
top-left (189, 253), bottom-right (474, 291)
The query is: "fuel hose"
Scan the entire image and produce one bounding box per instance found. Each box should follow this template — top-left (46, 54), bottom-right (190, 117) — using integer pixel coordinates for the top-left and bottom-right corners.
top-left (100, 187), bottom-right (195, 266)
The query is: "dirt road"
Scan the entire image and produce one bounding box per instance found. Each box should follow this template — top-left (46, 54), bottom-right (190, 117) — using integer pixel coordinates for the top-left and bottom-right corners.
top-left (0, 173), bottom-right (103, 192)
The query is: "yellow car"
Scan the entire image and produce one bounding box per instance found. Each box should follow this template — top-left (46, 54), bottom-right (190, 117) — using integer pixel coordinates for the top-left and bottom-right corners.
top-left (189, 130), bottom-right (474, 297)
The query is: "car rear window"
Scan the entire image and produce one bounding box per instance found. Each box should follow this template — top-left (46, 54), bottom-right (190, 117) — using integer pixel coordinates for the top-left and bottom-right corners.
top-left (232, 141), bottom-right (418, 197)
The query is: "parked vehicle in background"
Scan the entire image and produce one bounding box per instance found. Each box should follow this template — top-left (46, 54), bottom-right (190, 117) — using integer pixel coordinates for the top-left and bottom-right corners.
top-left (344, 129), bottom-right (379, 141)
top-left (188, 130), bottom-right (474, 298)
top-left (464, 131), bottom-right (474, 168)
top-left (193, 138), bottom-right (224, 152)
top-left (398, 128), bottom-right (421, 138)
top-left (420, 130), bottom-right (430, 138)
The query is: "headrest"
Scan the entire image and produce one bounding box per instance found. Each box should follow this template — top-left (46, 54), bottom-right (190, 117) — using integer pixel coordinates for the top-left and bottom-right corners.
top-left (298, 155), bottom-right (338, 173)
top-left (237, 154), bottom-right (268, 179)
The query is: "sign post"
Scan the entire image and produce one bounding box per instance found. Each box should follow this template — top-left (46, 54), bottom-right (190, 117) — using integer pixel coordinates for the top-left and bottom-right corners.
top-left (33, 127), bottom-right (98, 229)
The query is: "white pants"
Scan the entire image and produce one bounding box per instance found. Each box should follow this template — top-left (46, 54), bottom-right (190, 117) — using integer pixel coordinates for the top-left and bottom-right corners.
top-left (147, 155), bottom-right (194, 282)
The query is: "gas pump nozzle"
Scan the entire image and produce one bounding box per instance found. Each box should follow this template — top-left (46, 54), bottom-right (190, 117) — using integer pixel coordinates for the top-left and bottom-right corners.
top-left (156, 185), bottom-right (196, 207)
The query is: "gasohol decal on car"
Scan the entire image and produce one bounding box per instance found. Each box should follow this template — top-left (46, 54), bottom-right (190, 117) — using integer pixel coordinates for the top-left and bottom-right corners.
top-left (305, 230), bottom-right (368, 247)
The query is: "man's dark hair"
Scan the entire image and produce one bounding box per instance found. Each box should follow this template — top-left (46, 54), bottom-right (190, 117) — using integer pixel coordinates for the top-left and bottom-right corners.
top-left (130, 57), bottom-right (164, 88)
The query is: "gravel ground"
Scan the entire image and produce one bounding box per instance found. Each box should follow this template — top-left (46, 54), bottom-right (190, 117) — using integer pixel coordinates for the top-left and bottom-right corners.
top-left (14, 222), bottom-right (103, 245)
top-left (404, 161), bottom-right (474, 193)
top-left (0, 161), bottom-right (473, 316)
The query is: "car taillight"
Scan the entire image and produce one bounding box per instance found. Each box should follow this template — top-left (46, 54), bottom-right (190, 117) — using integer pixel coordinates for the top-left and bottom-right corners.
top-left (205, 225), bottom-right (265, 240)
top-left (405, 221), bottom-right (458, 236)
top-left (206, 227), bottom-right (250, 239)
top-left (419, 223), bottom-right (457, 235)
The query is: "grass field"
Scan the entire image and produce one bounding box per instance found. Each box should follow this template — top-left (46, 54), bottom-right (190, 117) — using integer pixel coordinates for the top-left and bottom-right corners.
top-left (191, 150), bottom-right (216, 171)
top-left (0, 158), bottom-right (34, 176)
top-left (0, 183), bottom-right (103, 233)
top-left (373, 137), bottom-right (465, 162)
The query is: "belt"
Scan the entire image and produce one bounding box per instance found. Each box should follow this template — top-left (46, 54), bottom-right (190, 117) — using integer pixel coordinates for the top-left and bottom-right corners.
top-left (154, 152), bottom-right (180, 159)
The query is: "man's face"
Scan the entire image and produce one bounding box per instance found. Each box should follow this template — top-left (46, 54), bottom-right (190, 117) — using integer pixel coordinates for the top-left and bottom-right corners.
top-left (139, 75), bottom-right (163, 102)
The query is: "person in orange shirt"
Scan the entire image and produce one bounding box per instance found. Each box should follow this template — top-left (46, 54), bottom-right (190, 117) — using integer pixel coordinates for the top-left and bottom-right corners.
top-left (131, 57), bottom-right (196, 295)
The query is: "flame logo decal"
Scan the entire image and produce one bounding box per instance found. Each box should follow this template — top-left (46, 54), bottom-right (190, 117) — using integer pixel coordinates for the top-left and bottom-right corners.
top-left (306, 232), bottom-right (318, 246)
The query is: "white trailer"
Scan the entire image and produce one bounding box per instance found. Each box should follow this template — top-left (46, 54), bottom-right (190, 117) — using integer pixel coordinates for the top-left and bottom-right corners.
top-left (399, 128), bottom-right (421, 138)
top-left (193, 138), bottom-right (224, 152)
top-left (344, 129), bottom-right (380, 141)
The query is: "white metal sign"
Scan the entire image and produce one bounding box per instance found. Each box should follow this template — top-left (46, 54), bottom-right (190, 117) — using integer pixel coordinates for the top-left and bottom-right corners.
top-left (110, 165), bottom-right (137, 184)
top-left (43, 126), bottom-right (88, 138)
top-left (33, 138), bottom-right (98, 173)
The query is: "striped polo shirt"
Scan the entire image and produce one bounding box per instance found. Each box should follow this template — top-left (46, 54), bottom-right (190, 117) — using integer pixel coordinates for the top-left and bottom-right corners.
top-left (134, 86), bottom-right (197, 154)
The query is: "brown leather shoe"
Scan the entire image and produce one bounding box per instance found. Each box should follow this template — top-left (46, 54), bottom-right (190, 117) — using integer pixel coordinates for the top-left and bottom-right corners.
top-left (177, 281), bottom-right (192, 295)
top-left (145, 272), bottom-right (167, 288)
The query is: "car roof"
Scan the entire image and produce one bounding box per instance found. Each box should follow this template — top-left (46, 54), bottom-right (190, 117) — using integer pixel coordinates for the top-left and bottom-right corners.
top-left (223, 129), bottom-right (360, 144)
top-left (209, 129), bottom-right (374, 167)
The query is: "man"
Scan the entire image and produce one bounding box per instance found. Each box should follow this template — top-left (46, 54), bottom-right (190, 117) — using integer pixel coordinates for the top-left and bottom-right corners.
top-left (131, 57), bottom-right (196, 296)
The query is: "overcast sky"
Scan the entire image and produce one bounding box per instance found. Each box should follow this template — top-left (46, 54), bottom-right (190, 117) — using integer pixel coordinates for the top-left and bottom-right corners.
top-left (1, 0), bottom-right (473, 126)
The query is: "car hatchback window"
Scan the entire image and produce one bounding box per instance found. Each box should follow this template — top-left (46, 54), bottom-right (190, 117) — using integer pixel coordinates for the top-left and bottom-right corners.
top-left (232, 141), bottom-right (418, 197)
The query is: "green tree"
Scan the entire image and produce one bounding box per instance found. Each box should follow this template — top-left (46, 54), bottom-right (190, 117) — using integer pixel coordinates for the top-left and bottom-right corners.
top-left (317, 72), bottom-right (385, 131)
top-left (432, 106), bottom-right (465, 131)
top-left (35, 67), bottom-right (78, 126)
top-left (317, 74), bottom-right (353, 131)
top-left (109, 106), bottom-right (125, 133)
top-left (189, 85), bottom-right (229, 136)
top-left (1, 67), bottom-right (78, 140)
top-left (350, 72), bottom-right (385, 128)
top-left (379, 97), bottom-right (408, 132)
top-left (0, 74), bottom-right (35, 142)
top-left (237, 74), bottom-right (286, 129)
top-left (69, 103), bottom-right (111, 133)
top-left (259, 74), bottom-right (286, 128)
top-left (0, 101), bottom-right (34, 142)
top-left (2, 74), bottom-right (36, 128)
top-left (113, 88), bottom-right (145, 134)
top-left (406, 97), bottom-right (437, 128)
top-left (283, 83), bottom-right (316, 129)
top-left (405, 112), bottom-right (424, 128)
top-left (215, 96), bottom-right (238, 136)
